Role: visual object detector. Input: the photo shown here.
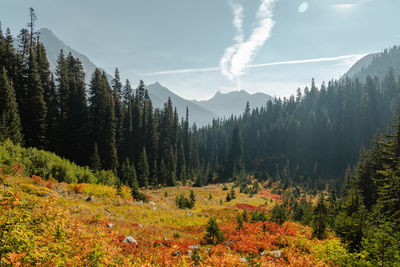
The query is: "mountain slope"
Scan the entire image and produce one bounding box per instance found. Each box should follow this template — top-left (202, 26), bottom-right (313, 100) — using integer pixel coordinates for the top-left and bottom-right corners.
top-left (193, 90), bottom-right (272, 118)
top-left (145, 82), bottom-right (217, 126)
top-left (37, 28), bottom-right (216, 126)
top-left (38, 27), bottom-right (113, 83)
top-left (344, 46), bottom-right (400, 81)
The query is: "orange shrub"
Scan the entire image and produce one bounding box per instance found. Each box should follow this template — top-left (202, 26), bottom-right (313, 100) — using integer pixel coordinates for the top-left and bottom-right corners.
top-left (12, 163), bottom-right (23, 176)
top-left (72, 184), bottom-right (84, 194)
top-left (32, 175), bottom-right (44, 185)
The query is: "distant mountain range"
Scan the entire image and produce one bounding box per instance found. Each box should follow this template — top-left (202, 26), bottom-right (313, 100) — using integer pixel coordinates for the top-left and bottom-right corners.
top-left (344, 46), bottom-right (400, 81)
top-left (193, 90), bottom-right (272, 118)
top-left (33, 28), bottom-right (273, 126)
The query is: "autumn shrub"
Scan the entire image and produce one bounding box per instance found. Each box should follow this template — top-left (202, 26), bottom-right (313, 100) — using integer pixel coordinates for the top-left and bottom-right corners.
top-left (31, 174), bottom-right (44, 185)
top-left (72, 184), bottom-right (84, 194)
top-left (20, 183), bottom-right (53, 197)
top-left (0, 140), bottom-right (117, 185)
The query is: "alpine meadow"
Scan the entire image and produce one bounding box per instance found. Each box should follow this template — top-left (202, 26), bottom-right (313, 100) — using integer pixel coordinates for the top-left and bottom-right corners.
top-left (1, 1), bottom-right (400, 266)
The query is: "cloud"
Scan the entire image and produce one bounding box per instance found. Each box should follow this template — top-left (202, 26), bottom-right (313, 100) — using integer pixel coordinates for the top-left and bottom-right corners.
top-left (142, 54), bottom-right (367, 76)
top-left (220, 0), bottom-right (277, 81)
top-left (333, 0), bottom-right (373, 9)
top-left (220, 0), bottom-right (244, 80)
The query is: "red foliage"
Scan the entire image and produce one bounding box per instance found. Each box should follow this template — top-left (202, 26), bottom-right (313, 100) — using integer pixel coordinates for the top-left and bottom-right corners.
top-left (258, 189), bottom-right (283, 202)
top-left (72, 184), bottom-right (84, 194)
top-left (12, 163), bottom-right (23, 176)
top-left (32, 175), bottom-right (44, 185)
top-left (234, 203), bottom-right (268, 212)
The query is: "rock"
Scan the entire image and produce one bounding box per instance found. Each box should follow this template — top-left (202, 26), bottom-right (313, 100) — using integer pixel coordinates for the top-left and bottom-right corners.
top-left (162, 203), bottom-right (166, 206)
top-left (171, 250), bottom-right (180, 257)
top-left (149, 201), bottom-right (156, 206)
top-left (139, 201), bottom-right (143, 205)
top-left (86, 196), bottom-right (93, 202)
top-left (188, 245), bottom-right (199, 250)
top-left (270, 250), bottom-right (282, 258)
top-left (186, 213), bottom-right (193, 216)
top-left (226, 240), bottom-right (235, 246)
top-left (43, 193), bottom-right (52, 197)
top-left (122, 236), bottom-right (137, 244)
top-left (240, 257), bottom-right (247, 263)
top-left (107, 223), bottom-right (113, 228)
top-left (153, 207), bottom-right (157, 211)
top-left (260, 251), bottom-right (266, 256)
top-left (163, 237), bottom-right (169, 241)
top-left (138, 224), bottom-right (143, 228)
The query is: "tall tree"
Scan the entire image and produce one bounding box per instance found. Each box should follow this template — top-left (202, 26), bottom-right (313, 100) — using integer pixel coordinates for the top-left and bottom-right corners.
top-left (0, 67), bottom-right (23, 144)
top-left (25, 48), bottom-right (47, 148)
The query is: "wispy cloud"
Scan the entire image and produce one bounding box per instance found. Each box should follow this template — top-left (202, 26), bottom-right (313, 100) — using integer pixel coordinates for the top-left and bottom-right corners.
top-left (333, 0), bottom-right (373, 9)
top-left (220, 0), bottom-right (277, 81)
top-left (142, 54), bottom-right (367, 76)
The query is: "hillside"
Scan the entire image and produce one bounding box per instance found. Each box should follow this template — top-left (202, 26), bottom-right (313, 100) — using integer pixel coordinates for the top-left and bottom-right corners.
top-left (344, 46), bottom-right (400, 81)
top-left (37, 28), bottom-right (113, 84)
top-left (193, 90), bottom-right (272, 118)
top-left (0, 161), bottom-right (353, 266)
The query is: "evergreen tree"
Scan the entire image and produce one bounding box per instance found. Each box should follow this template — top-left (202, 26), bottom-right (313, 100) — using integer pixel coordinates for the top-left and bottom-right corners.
top-left (312, 193), bottom-right (328, 239)
top-left (90, 143), bottom-right (101, 172)
top-left (137, 147), bottom-right (150, 187)
top-left (119, 158), bottom-right (137, 187)
top-left (203, 217), bottom-right (225, 245)
top-left (25, 48), bottom-right (47, 148)
top-left (0, 67), bottom-right (23, 143)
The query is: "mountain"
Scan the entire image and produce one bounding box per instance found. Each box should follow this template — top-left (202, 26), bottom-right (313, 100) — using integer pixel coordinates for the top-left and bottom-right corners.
top-left (344, 46), bottom-right (400, 81)
top-left (145, 82), bottom-right (217, 126)
top-left (36, 28), bottom-right (216, 126)
top-left (35, 28), bottom-right (271, 126)
top-left (37, 27), bottom-right (113, 83)
top-left (193, 90), bottom-right (272, 118)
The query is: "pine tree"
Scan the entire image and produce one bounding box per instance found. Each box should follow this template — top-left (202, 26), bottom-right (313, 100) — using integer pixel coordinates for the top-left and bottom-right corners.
top-left (123, 79), bottom-right (132, 107)
top-left (137, 147), bottom-right (150, 188)
top-left (119, 158), bottom-right (137, 187)
top-left (203, 217), bottom-right (225, 245)
top-left (0, 67), bottom-right (23, 143)
top-left (167, 145), bottom-right (177, 186)
top-left (25, 48), bottom-right (47, 148)
top-left (90, 143), bottom-right (101, 172)
top-left (312, 193), bottom-right (328, 239)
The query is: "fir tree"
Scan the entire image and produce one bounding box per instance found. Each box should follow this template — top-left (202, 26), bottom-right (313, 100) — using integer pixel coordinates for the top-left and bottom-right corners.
top-left (312, 193), bottom-right (328, 239)
top-left (203, 217), bottom-right (225, 245)
top-left (0, 67), bottom-right (23, 143)
top-left (137, 147), bottom-right (150, 188)
top-left (25, 48), bottom-right (47, 148)
top-left (90, 143), bottom-right (101, 172)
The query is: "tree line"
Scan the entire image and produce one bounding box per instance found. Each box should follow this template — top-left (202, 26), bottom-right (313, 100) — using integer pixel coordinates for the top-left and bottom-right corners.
top-left (0, 11), bottom-right (203, 190)
top-left (195, 69), bottom-right (400, 190)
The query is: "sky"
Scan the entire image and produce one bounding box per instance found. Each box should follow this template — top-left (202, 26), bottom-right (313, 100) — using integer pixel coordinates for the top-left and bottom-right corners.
top-left (1, 0), bottom-right (399, 100)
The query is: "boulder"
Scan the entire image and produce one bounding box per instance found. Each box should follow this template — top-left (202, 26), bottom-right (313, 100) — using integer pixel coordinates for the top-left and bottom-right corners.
top-left (270, 250), bottom-right (282, 258)
top-left (122, 236), bottom-right (138, 244)
top-left (240, 257), bottom-right (247, 263)
top-left (107, 223), bottom-right (113, 228)
top-left (149, 201), bottom-right (156, 206)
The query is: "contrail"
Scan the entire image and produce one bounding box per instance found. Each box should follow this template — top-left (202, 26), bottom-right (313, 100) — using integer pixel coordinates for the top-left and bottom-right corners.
top-left (141, 54), bottom-right (366, 76)
top-left (220, 0), bottom-right (244, 81)
top-left (220, 0), bottom-right (277, 81)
